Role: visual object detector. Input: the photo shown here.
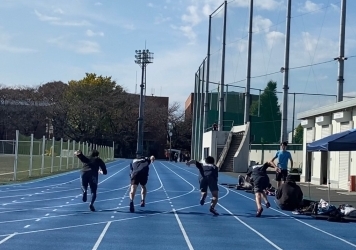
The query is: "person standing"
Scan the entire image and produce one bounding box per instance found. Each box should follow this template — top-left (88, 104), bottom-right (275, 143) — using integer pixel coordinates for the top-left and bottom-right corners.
top-left (271, 141), bottom-right (293, 188)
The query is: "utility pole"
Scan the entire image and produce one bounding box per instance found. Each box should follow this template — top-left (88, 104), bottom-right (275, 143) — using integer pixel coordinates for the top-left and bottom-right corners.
top-left (134, 49), bottom-right (154, 158)
top-left (336, 0), bottom-right (347, 102)
top-left (280, 0), bottom-right (291, 143)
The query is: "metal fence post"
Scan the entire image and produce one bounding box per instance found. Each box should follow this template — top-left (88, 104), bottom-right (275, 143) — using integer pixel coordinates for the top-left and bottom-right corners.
top-left (51, 137), bottom-right (54, 173)
top-left (66, 140), bottom-right (70, 169)
top-left (13, 130), bottom-right (19, 181)
top-left (59, 138), bottom-right (63, 171)
top-left (41, 136), bottom-right (45, 175)
top-left (29, 133), bottom-right (34, 177)
top-left (72, 141), bottom-right (75, 169)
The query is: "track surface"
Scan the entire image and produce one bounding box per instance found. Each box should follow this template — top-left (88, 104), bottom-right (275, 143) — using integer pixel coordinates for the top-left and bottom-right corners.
top-left (0, 160), bottom-right (355, 250)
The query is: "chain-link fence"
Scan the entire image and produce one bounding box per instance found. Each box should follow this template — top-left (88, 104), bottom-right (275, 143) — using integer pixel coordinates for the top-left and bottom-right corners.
top-left (0, 130), bottom-right (114, 184)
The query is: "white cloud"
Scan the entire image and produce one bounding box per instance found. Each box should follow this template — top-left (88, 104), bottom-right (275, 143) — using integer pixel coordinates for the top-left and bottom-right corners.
top-left (35, 9), bottom-right (91, 27)
top-left (0, 32), bottom-right (37, 53)
top-left (53, 8), bottom-right (64, 14)
top-left (298, 0), bottom-right (323, 13)
top-left (94, 2), bottom-right (102, 6)
top-left (76, 41), bottom-right (100, 54)
top-left (34, 9), bottom-right (60, 21)
top-left (47, 36), bottom-right (100, 54)
top-left (230, 0), bottom-right (283, 11)
top-left (86, 29), bottom-right (104, 37)
top-left (253, 16), bottom-right (273, 33)
top-left (154, 15), bottom-right (171, 25)
top-left (265, 31), bottom-right (285, 49)
top-left (51, 20), bottom-right (91, 26)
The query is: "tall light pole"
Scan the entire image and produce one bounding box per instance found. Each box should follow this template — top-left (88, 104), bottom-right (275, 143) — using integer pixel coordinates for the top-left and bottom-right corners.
top-left (168, 122), bottom-right (173, 161)
top-left (135, 49), bottom-right (154, 158)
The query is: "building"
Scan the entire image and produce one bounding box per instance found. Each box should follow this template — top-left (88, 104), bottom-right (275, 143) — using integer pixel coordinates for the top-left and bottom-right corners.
top-left (297, 98), bottom-right (356, 190)
top-left (127, 93), bottom-right (169, 159)
top-left (185, 93), bottom-right (194, 120)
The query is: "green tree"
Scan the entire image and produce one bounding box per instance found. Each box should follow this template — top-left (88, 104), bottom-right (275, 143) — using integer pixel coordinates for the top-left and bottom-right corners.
top-left (293, 123), bottom-right (303, 144)
top-left (250, 80), bottom-right (281, 143)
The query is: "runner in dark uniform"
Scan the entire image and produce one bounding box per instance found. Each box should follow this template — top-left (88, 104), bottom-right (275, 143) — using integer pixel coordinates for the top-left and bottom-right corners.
top-left (186, 156), bottom-right (219, 216)
top-left (247, 161), bottom-right (278, 217)
top-left (129, 155), bottom-right (155, 212)
top-left (75, 149), bottom-right (107, 212)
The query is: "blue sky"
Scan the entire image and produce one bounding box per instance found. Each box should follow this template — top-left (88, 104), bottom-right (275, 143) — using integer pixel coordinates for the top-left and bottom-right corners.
top-left (1, 0), bottom-right (356, 129)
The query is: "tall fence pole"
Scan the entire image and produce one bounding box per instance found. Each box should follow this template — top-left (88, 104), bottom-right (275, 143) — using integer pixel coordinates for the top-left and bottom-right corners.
top-left (59, 138), bottom-right (63, 171)
top-left (72, 141), bottom-right (75, 169)
top-left (41, 136), bottom-right (45, 175)
top-left (29, 133), bottom-right (34, 177)
top-left (66, 140), bottom-right (70, 169)
top-left (51, 137), bottom-right (54, 173)
top-left (13, 130), bottom-right (19, 181)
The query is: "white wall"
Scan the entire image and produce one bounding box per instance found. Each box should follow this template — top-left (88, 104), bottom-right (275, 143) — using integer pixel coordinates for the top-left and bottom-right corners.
top-left (249, 147), bottom-right (303, 169)
top-left (201, 130), bottom-right (229, 162)
top-left (352, 109), bottom-right (356, 176)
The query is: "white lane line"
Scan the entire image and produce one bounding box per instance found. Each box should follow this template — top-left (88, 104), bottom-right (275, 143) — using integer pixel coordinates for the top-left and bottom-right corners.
top-left (152, 164), bottom-right (194, 250)
top-left (162, 162), bottom-right (282, 250)
top-left (0, 160), bottom-right (123, 189)
top-left (228, 188), bottom-right (356, 248)
top-left (0, 232), bottom-right (16, 245)
top-left (92, 221), bottom-right (112, 250)
top-left (218, 203), bottom-right (282, 250)
top-left (173, 208), bottom-right (194, 250)
top-left (169, 162), bottom-right (356, 249)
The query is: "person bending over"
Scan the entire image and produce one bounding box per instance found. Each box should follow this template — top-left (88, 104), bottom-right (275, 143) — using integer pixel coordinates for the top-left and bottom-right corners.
top-left (129, 155), bottom-right (155, 213)
top-left (186, 156), bottom-right (219, 216)
top-left (75, 149), bottom-right (107, 212)
top-left (247, 161), bottom-right (278, 217)
top-left (275, 175), bottom-right (303, 211)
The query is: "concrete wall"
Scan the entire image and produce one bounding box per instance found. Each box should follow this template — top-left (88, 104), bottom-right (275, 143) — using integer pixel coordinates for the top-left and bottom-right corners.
top-left (232, 123), bottom-right (249, 172)
top-left (202, 130), bottom-right (229, 162)
top-left (249, 146), bottom-right (303, 169)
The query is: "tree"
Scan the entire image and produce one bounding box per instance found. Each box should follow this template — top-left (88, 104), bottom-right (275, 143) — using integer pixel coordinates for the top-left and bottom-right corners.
top-left (250, 80), bottom-right (281, 143)
top-left (293, 123), bottom-right (303, 144)
top-left (62, 73), bottom-right (119, 142)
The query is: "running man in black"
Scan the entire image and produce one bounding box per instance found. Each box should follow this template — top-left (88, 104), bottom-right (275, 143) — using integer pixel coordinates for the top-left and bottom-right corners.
top-left (129, 155), bottom-right (155, 212)
top-left (247, 161), bottom-right (278, 217)
top-left (74, 149), bottom-right (107, 212)
top-left (186, 156), bottom-right (219, 216)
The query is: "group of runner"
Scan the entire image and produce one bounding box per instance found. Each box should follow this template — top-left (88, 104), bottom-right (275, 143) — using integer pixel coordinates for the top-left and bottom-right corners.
top-left (74, 141), bottom-right (293, 217)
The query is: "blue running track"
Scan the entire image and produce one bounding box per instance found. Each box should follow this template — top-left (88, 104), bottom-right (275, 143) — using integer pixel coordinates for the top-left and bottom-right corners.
top-left (0, 160), bottom-right (355, 250)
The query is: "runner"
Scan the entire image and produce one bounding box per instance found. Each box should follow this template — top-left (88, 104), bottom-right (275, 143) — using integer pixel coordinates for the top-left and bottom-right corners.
top-left (129, 155), bottom-right (155, 212)
top-left (247, 161), bottom-right (279, 217)
top-left (186, 156), bottom-right (219, 216)
top-left (75, 149), bottom-right (107, 212)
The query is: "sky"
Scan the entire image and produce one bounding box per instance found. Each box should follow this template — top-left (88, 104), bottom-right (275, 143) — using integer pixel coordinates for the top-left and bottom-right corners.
top-left (1, 0), bottom-right (356, 130)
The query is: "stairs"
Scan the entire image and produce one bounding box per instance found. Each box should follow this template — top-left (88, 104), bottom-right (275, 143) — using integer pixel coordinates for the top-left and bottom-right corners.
top-left (219, 132), bottom-right (244, 172)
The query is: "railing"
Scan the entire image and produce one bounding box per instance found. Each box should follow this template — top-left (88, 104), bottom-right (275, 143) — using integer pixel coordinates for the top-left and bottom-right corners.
top-left (0, 130), bottom-right (115, 183)
top-left (216, 125), bottom-right (234, 169)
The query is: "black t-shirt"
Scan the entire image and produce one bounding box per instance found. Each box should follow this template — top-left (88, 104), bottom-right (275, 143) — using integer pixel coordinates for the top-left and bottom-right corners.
top-left (195, 161), bottom-right (218, 180)
top-left (77, 154), bottom-right (107, 177)
top-left (247, 164), bottom-right (269, 182)
top-left (130, 158), bottom-right (151, 177)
